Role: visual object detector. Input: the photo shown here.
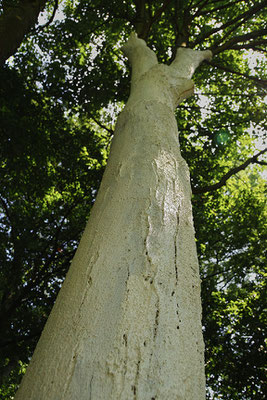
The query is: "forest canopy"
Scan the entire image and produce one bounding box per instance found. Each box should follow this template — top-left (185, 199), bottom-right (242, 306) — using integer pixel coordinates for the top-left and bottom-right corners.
top-left (0, 1), bottom-right (266, 399)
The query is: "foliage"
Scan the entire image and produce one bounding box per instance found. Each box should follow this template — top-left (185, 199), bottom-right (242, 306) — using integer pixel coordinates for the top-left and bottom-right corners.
top-left (0, 65), bottom-right (107, 397)
top-left (194, 175), bottom-right (266, 399)
top-left (0, 0), bottom-right (266, 398)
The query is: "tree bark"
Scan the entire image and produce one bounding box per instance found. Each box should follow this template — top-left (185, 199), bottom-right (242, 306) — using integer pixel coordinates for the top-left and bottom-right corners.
top-left (15, 34), bottom-right (212, 400)
top-left (0, 0), bottom-right (47, 64)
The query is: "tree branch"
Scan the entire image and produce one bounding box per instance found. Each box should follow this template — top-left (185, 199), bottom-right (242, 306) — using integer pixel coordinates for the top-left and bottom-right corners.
top-left (36, 0), bottom-right (58, 31)
top-left (132, 0), bottom-right (150, 39)
top-left (256, 160), bottom-right (267, 166)
top-left (230, 43), bottom-right (267, 52)
top-left (0, 0), bottom-right (48, 64)
top-left (0, 196), bottom-right (12, 226)
top-left (0, 196), bottom-right (17, 249)
top-left (150, 0), bottom-right (172, 24)
top-left (132, 0), bottom-right (172, 40)
top-left (202, 266), bottom-right (234, 281)
top-left (192, 148), bottom-right (267, 195)
top-left (89, 114), bottom-right (114, 135)
top-left (212, 29), bottom-right (267, 55)
top-left (196, 0), bottom-right (244, 16)
top-left (206, 60), bottom-right (267, 88)
top-left (193, 0), bottom-right (266, 46)
top-left (192, 0), bottom-right (211, 18)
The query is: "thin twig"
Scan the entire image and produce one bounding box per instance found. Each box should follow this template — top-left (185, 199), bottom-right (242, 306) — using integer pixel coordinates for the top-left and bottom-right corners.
top-left (89, 114), bottom-right (114, 135)
top-left (193, 0), bottom-right (266, 46)
top-left (192, 148), bottom-right (267, 195)
top-left (212, 29), bottom-right (267, 55)
top-left (206, 60), bottom-right (267, 88)
top-left (37, 0), bottom-right (59, 31)
top-left (196, 0), bottom-right (244, 16)
top-left (192, 0), bottom-right (211, 18)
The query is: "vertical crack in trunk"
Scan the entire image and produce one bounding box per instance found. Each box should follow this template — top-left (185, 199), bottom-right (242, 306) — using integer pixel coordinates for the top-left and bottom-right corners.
top-left (132, 358), bottom-right (141, 399)
top-left (143, 190), bottom-right (156, 284)
top-left (153, 300), bottom-right (160, 340)
top-left (62, 342), bottom-right (79, 398)
top-left (174, 209), bottom-right (180, 284)
top-left (89, 374), bottom-right (94, 400)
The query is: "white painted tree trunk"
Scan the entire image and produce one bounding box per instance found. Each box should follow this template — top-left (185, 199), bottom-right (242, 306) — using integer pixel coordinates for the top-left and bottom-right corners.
top-left (15, 34), bottom-right (212, 400)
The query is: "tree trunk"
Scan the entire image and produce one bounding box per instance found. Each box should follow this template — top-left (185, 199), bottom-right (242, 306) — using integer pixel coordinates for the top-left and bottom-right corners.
top-left (0, 0), bottom-right (47, 64)
top-left (15, 34), bottom-right (212, 400)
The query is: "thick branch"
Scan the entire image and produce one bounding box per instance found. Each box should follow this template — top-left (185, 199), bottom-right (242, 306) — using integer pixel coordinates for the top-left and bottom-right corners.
top-left (212, 29), bottom-right (267, 55)
top-left (132, 0), bottom-right (172, 40)
top-left (132, 0), bottom-right (150, 39)
top-left (0, 0), bottom-right (48, 64)
top-left (151, 0), bottom-right (172, 25)
top-left (192, 148), bottom-right (267, 194)
top-left (122, 32), bottom-right (158, 81)
top-left (123, 33), bottom-right (212, 108)
top-left (170, 47), bottom-right (212, 79)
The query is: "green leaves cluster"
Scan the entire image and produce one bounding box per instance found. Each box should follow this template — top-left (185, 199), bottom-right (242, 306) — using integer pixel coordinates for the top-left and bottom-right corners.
top-left (0, 64), bottom-right (107, 397)
top-left (193, 174), bottom-right (266, 399)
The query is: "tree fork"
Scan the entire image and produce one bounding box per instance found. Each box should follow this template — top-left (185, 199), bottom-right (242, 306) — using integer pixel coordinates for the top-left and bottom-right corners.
top-left (15, 33), bottom-right (212, 400)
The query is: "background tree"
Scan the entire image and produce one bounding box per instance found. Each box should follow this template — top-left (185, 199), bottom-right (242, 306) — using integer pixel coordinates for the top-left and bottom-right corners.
top-left (0, 0), bottom-right (266, 398)
top-left (0, 0), bottom-right (57, 64)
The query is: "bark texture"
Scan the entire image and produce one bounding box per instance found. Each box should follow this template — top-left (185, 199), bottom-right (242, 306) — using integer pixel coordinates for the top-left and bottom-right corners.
top-left (15, 34), bottom-right (212, 400)
top-left (0, 0), bottom-right (47, 64)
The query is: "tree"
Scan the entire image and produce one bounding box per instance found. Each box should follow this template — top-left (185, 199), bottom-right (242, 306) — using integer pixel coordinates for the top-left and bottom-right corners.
top-left (0, 0), bottom-right (54, 64)
top-left (14, 34), bottom-right (213, 399)
top-left (0, 0), bottom-right (266, 398)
